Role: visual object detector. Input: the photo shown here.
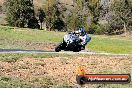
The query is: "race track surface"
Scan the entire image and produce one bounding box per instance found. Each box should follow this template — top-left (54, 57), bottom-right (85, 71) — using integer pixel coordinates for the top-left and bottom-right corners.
top-left (0, 49), bottom-right (130, 56)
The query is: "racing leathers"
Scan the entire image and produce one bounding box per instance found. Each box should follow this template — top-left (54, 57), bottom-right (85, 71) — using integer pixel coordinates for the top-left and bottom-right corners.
top-left (79, 33), bottom-right (91, 47)
top-left (75, 31), bottom-right (91, 49)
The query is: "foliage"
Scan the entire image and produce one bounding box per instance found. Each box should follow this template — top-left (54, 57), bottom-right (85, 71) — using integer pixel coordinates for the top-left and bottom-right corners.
top-left (38, 8), bottom-right (46, 29)
top-left (88, 0), bottom-right (100, 22)
top-left (44, 0), bottom-right (56, 30)
top-left (5, 0), bottom-right (40, 29)
top-left (2, 0), bottom-right (132, 34)
top-left (5, 0), bottom-right (21, 26)
top-left (66, 10), bottom-right (85, 31)
top-left (52, 17), bottom-right (65, 31)
top-left (89, 23), bottom-right (106, 34)
top-left (108, 0), bottom-right (132, 34)
top-left (43, 0), bottom-right (66, 31)
top-left (65, 0), bottom-right (90, 31)
top-left (27, 16), bottom-right (40, 29)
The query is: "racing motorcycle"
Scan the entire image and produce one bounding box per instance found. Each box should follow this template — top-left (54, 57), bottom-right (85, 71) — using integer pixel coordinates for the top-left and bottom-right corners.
top-left (55, 32), bottom-right (83, 52)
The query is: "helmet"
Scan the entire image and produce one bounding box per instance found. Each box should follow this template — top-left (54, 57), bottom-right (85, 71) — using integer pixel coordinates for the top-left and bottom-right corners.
top-left (78, 27), bottom-right (86, 36)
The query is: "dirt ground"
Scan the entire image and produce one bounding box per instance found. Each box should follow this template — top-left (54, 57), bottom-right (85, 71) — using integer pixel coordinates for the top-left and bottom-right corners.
top-left (10, 40), bottom-right (57, 51)
top-left (0, 55), bottom-right (131, 88)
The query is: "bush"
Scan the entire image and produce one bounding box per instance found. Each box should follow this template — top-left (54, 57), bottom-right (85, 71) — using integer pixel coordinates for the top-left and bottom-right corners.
top-left (27, 16), bottom-right (40, 29)
top-left (52, 17), bottom-right (65, 31)
top-left (88, 23), bottom-right (105, 34)
top-left (94, 25), bottom-right (104, 34)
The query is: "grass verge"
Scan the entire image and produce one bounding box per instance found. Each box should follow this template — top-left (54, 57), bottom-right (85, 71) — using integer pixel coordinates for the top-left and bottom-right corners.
top-left (88, 35), bottom-right (132, 54)
top-left (0, 26), bottom-right (132, 54)
top-left (0, 76), bottom-right (70, 88)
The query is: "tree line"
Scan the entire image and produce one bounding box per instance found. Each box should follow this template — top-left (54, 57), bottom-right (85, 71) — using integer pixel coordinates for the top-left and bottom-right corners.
top-left (3, 0), bottom-right (132, 35)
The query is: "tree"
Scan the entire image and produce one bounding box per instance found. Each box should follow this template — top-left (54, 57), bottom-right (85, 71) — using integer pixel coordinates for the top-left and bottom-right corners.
top-left (99, 0), bottom-right (110, 19)
top-left (109, 0), bottom-right (132, 35)
top-left (38, 8), bottom-right (46, 30)
top-left (43, 0), bottom-right (66, 31)
top-left (85, 0), bottom-right (100, 24)
top-left (52, 17), bottom-right (65, 31)
top-left (5, 0), bottom-right (40, 29)
top-left (65, 0), bottom-right (90, 31)
top-left (5, 0), bottom-right (21, 26)
top-left (44, 0), bottom-right (56, 30)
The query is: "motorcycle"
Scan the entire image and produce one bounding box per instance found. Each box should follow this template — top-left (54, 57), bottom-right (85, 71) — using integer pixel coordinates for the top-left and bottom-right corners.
top-left (55, 32), bottom-right (83, 52)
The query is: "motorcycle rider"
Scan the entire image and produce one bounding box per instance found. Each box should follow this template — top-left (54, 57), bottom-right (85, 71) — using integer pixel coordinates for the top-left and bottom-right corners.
top-left (55, 27), bottom-right (91, 52)
top-left (75, 27), bottom-right (91, 50)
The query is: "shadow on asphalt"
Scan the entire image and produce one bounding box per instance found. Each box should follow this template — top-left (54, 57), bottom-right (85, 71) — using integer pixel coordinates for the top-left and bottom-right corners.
top-left (0, 49), bottom-right (54, 52)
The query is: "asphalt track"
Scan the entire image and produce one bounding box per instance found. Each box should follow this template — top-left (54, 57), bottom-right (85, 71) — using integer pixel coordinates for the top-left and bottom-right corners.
top-left (0, 49), bottom-right (131, 56)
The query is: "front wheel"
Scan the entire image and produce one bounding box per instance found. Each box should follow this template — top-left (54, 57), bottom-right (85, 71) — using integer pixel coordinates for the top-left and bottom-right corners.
top-left (55, 42), bottom-right (66, 52)
top-left (55, 44), bottom-right (61, 52)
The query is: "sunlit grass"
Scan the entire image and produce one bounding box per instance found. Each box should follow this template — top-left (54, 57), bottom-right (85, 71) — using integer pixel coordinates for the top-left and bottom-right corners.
top-left (88, 35), bottom-right (132, 54)
top-left (0, 26), bottom-right (131, 54)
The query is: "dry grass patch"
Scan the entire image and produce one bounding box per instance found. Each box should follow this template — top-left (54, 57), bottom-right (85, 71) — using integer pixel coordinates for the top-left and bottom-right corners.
top-left (0, 55), bottom-right (131, 88)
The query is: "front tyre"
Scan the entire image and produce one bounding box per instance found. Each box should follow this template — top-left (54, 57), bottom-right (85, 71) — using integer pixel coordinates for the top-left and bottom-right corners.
top-left (55, 42), bottom-right (65, 52)
top-left (55, 44), bottom-right (61, 52)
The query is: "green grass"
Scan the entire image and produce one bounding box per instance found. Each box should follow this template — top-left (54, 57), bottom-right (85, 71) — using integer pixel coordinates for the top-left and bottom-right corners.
top-left (0, 26), bottom-right (64, 42)
top-left (0, 76), bottom-right (131, 88)
top-left (95, 84), bottom-right (132, 88)
top-left (0, 53), bottom-right (61, 62)
top-left (88, 35), bottom-right (132, 54)
top-left (0, 26), bottom-right (132, 54)
top-left (0, 76), bottom-right (70, 88)
top-left (0, 53), bottom-right (98, 62)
